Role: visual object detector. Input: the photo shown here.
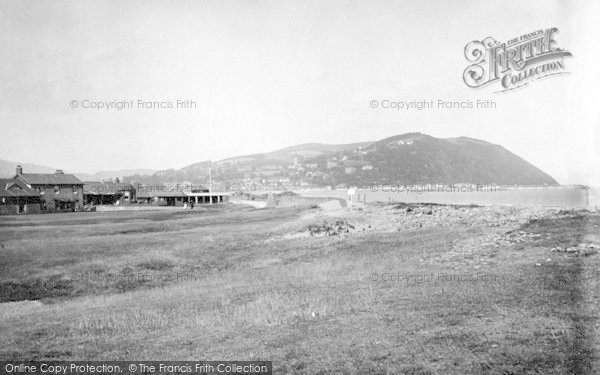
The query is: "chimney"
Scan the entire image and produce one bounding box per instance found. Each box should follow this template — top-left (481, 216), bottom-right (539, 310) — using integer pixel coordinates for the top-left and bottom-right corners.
top-left (55, 169), bottom-right (64, 175)
top-left (16, 165), bottom-right (22, 175)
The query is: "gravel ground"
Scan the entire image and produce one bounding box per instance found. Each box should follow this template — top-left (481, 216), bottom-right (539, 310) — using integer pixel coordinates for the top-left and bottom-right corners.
top-left (304, 202), bottom-right (558, 236)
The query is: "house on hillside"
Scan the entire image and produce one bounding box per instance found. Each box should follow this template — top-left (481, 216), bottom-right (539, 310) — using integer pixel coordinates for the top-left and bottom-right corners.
top-left (13, 166), bottom-right (84, 212)
top-left (0, 178), bottom-right (43, 215)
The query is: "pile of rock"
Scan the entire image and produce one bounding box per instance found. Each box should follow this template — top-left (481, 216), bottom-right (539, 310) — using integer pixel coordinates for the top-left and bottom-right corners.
top-left (493, 231), bottom-right (544, 246)
top-left (354, 204), bottom-right (554, 233)
top-left (308, 220), bottom-right (356, 237)
top-left (551, 243), bottom-right (600, 257)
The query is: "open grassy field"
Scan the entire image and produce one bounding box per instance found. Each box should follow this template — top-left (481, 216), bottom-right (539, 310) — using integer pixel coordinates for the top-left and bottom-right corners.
top-left (0, 203), bottom-right (599, 374)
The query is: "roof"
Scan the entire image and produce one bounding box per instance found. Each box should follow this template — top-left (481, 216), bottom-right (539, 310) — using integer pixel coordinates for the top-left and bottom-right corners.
top-left (83, 181), bottom-right (135, 195)
top-left (54, 197), bottom-right (78, 202)
top-left (0, 178), bottom-right (41, 198)
top-left (185, 192), bottom-right (229, 197)
top-left (136, 190), bottom-right (228, 198)
top-left (135, 184), bottom-right (209, 199)
top-left (136, 190), bottom-right (188, 199)
top-left (17, 173), bottom-right (83, 185)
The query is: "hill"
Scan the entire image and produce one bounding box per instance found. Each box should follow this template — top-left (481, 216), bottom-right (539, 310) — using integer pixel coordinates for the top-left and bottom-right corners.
top-left (0, 159), bottom-right (155, 182)
top-left (125, 133), bottom-right (558, 189)
top-left (0, 159), bottom-right (56, 178)
top-left (328, 133), bottom-right (558, 186)
top-left (75, 169), bottom-right (158, 182)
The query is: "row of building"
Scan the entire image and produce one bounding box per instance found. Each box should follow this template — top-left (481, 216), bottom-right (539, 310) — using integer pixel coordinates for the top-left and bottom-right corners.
top-left (0, 166), bottom-right (229, 215)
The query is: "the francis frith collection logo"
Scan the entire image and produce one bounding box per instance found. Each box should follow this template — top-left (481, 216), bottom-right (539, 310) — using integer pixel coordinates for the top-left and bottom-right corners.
top-left (463, 27), bottom-right (572, 92)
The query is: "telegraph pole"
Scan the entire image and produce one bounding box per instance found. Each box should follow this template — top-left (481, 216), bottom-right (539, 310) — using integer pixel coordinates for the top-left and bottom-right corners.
top-left (208, 162), bottom-right (212, 205)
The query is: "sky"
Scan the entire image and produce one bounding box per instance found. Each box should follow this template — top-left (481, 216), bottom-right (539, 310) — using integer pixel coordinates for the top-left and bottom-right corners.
top-left (0, 0), bottom-right (599, 185)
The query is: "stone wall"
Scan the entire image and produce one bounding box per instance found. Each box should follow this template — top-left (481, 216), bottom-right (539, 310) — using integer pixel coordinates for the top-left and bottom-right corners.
top-left (0, 205), bottom-right (18, 215)
top-left (24, 203), bottom-right (41, 214)
top-left (0, 203), bottom-right (42, 215)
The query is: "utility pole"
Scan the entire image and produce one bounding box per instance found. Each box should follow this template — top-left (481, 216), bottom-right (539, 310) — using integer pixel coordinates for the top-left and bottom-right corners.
top-left (586, 185), bottom-right (590, 209)
top-left (208, 162), bottom-right (212, 204)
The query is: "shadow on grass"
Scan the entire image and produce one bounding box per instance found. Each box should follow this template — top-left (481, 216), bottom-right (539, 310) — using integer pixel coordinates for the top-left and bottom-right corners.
top-left (515, 213), bottom-right (598, 374)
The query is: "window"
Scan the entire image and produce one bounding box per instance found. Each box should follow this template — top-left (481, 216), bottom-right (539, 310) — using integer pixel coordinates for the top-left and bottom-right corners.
top-left (73, 185), bottom-right (78, 194)
top-left (54, 185), bottom-right (59, 194)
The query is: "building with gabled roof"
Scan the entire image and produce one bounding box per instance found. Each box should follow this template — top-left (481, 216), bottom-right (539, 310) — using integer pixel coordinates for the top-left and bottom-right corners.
top-left (13, 165), bottom-right (84, 212)
top-left (0, 177), bottom-right (43, 214)
top-left (83, 180), bottom-right (136, 205)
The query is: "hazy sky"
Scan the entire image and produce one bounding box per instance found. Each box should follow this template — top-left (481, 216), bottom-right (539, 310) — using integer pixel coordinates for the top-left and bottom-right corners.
top-left (1, 0), bottom-right (599, 185)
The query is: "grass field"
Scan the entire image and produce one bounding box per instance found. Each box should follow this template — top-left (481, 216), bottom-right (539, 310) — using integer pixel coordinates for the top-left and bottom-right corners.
top-left (0, 203), bottom-right (599, 374)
